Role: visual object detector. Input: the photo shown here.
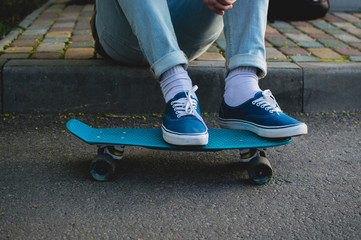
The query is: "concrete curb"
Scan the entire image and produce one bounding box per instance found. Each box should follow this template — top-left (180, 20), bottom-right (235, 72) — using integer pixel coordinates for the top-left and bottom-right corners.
top-left (1, 59), bottom-right (360, 113)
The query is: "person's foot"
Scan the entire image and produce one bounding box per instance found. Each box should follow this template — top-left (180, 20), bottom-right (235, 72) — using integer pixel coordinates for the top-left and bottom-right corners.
top-left (162, 86), bottom-right (209, 146)
top-left (219, 90), bottom-right (308, 138)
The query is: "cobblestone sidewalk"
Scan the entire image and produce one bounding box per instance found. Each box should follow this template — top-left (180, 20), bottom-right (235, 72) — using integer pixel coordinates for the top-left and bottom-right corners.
top-left (0, 0), bottom-right (360, 62)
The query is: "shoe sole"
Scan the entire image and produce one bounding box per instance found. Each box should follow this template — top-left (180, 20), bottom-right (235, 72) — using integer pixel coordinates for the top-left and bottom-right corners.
top-left (219, 118), bottom-right (308, 138)
top-left (162, 125), bottom-right (209, 146)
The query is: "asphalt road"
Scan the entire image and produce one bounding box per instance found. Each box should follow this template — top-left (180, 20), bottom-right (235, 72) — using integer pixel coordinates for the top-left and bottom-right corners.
top-left (0, 112), bottom-right (360, 239)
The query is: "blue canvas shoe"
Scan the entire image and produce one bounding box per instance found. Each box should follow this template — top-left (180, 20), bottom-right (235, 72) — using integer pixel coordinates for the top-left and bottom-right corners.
top-left (219, 90), bottom-right (308, 138)
top-left (162, 86), bottom-right (209, 146)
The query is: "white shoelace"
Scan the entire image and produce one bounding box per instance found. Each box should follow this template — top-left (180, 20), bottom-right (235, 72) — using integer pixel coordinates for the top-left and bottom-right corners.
top-left (170, 86), bottom-right (207, 126)
top-left (252, 90), bottom-right (283, 114)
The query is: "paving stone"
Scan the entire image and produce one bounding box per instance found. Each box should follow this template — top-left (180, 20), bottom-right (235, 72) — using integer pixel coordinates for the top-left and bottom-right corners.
top-left (74, 24), bottom-right (91, 31)
top-left (61, 12), bottom-right (80, 17)
top-left (32, 19), bottom-right (54, 26)
top-left (28, 26), bottom-right (51, 31)
top-left (57, 15), bottom-right (78, 21)
top-left (336, 34), bottom-right (361, 43)
top-left (354, 23), bottom-right (361, 28)
top-left (36, 42), bottom-right (65, 52)
top-left (77, 20), bottom-right (91, 25)
top-left (80, 11), bottom-right (93, 17)
top-left (22, 29), bottom-right (48, 36)
top-left (206, 45), bottom-right (219, 53)
top-left (4, 47), bottom-right (33, 53)
top-left (71, 34), bottom-right (94, 42)
top-left (349, 56), bottom-right (361, 61)
top-left (297, 41), bottom-right (324, 48)
top-left (196, 52), bottom-right (224, 61)
top-left (52, 22), bottom-right (75, 29)
top-left (308, 48), bottom-right (343, 59)
top-left (265, 41), bottom-right (272, 47)
top-left (68, 41), bottom-right (94, 48)
top-left (217, 31), bottom-right (226, 41)
top-left (285, 33), bottom-right (314, 42)
top-left (333, 22), bottom-right (361, 35)
top-left (42, 8), bottom-right (62, 14)
top-left (269, 21), bottom-right (294, 29)
top-left (47, 3), bottom-right (66, 9)
top-left (17, 35), bottom-right (41, 40)
top-left (308, 33), bottom-right (333, 39)
top-left (64, 48), bottom-right (94, 59)
top-left (266, 38), bottom-right (298, 47)
top-left (296, 26), bottom-right (325, 34)
top-left (45, 31), bottom-right (72, 38)
top-left (311, 22), bottom-right (329, 29)
top-left (323, 28), bottom-right (348, 36)
top-left (265, 32), bottom-right (286, 38)
top-left (266, 47), bottom-right (287, 60)
top-left (83, 4), bottom-right (94, 11)
top-left (20, 34), bottom-right (44, 39)
top-left (216, 40), bottom-right (226, 51)
top-left (353, 13), bottom-right (361, 18)
top-left (0, 29), bottom-right (21, 50)
top-left (318, 39), bottom-right (350, 48)
top-left (42, 38), bottom-right (69, 43)
top-left (278, 28), bottom-right (302, 34)
top-left (72, 30), bottom-right (92, 35)
top-left (78, 16), bottom-right (92, 21)
top-left (349, 42), bottom-right (361, 50)
top-left (38, 12), bottom-right (59, 19)
top-left (266, 25), bottom-right (279, 33)
top-left (289, 21), bottom-right (309, 27)
top-left (324, 14), bottom-right (344, 23)
top-left (31, 52), bottom-right (62, 59)
top-left (48, 27), bottom-right (74, 32)
top-left (10, 39), bottom-right (38, 47)
top-left (64, 5), bottom-right (83, 12)
top-left (290, 55), bottom-right (319, 62)
top-left (0, 53), bottom-right (30, 59)
top-left (333, 12), bottom-right (361, 22)
top-left (334, 48), bottom-right (361, 56)
top-left (279, 47), bottom-right (309, 56)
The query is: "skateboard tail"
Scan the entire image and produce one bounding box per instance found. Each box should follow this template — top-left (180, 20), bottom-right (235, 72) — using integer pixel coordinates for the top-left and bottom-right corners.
top-left (66, 119), bottom-right (94, 143)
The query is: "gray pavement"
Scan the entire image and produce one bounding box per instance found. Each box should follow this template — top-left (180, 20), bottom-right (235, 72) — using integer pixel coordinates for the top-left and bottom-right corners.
top-left (0, 113), bottom-right (360, 239)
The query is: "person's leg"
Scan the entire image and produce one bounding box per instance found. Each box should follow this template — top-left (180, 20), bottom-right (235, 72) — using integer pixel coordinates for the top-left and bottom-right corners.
top-left (95, 0), bottom-right (189, 79)
top-left (95, 0), bottom-right (210, 145)
top-left (222, 0), bottom-right (267, 106)
top-left (219, 0), bottom-right (307, 138)
top-left (168, 0), bottom-right (224, 61)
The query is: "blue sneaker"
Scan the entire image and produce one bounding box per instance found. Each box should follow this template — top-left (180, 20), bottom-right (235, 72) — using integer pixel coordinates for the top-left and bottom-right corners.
top-left (219, 90), bottom-right (308, 138)
top-left (162, 86), bottom-right (209, 146)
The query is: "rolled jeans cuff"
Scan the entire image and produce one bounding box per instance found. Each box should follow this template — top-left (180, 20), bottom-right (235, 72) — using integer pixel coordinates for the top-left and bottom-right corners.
top-left (150, 50), bottom-right (188, 79)
top-left (226, 54), bottom-right (267, 78)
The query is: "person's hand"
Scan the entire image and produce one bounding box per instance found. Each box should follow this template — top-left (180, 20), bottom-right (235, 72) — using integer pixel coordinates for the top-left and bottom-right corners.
top-left (203, 0), bottom-right (237, 15)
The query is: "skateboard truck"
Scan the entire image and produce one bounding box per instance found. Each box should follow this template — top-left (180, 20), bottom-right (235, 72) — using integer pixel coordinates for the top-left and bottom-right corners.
top-left (92, 145), bottom-right (273, 185)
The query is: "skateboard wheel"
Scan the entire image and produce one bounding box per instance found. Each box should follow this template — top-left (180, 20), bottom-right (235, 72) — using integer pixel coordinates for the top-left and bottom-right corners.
top-left (248, 155), bottom-right (273, 185)
top-left (90, 154), bottom-right (116, 181)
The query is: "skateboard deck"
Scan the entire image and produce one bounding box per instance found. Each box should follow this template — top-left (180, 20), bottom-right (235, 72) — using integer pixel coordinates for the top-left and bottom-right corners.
top-left (66, 119), bottom-right (291, 151)
top-left (67, 119), bottom-right (292, 184)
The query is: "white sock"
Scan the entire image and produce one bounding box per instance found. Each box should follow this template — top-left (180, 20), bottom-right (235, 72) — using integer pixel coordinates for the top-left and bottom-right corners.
top-left (160, 65), bottom-right (193, 103)
top-left (224, 66), bottom-right (261, 107)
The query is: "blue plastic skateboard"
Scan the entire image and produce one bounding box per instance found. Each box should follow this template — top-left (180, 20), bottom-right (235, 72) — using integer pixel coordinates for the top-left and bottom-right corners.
top-left (67, 119), bottom-right (291, 184)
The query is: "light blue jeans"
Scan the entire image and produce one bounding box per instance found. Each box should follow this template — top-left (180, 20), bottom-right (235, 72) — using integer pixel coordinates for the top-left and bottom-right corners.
top-left (95, 0), bottom-right (268, 79)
